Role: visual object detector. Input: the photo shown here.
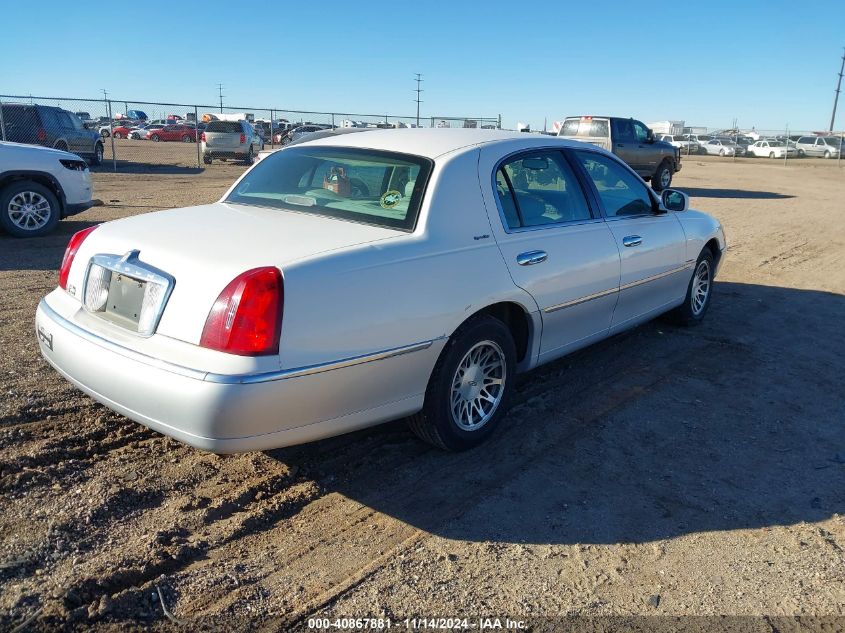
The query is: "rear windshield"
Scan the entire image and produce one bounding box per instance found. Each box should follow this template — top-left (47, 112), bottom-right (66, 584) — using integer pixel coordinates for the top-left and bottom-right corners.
top-left (225, 146), bottom-right (433, 231)
top-left (560, 118), bottom-right (610, 137)
top-left (206, 121), bottom-right (243, 133)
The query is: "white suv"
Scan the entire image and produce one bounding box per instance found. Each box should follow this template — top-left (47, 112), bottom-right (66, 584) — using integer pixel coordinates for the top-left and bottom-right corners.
top-left (0, 141), bottom-right (94, 237)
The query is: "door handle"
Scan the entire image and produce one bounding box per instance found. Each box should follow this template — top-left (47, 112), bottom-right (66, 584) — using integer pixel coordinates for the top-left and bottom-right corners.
top-left (622, 235), bottom-right (642, 247)
top-left (516, 250), bottom-right (548, 266)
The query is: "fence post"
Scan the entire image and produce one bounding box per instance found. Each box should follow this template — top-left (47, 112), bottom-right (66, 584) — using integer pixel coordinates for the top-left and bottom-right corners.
top-left (0, 96), bottom-right (6, 142)
top-left (840, 131), bottom-right (843, 168)
top-left (107, 100), bottom-right (117, 173)
top-left (195, 105), bottom-right (200, 168)
top-left (784, 126), bottom-right (789, 166)
top-left (331, 113), bottom-right (335, 129)
top-left (270, 108), bottom-right (275, 148)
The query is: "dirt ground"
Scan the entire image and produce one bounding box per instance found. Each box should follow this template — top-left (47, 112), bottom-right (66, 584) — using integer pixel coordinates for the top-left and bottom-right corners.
top-left (1, 155), bottom-right (844, 631)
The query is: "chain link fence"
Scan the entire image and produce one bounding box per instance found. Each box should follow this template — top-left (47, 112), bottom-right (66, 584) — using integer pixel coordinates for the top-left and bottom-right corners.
top-left (650, 125), bottom-right (844, 167)
top-left (0, 94), bottom-right (500, 172)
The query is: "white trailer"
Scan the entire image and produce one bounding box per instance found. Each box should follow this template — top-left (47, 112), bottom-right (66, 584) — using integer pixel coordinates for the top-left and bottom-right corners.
top-left (647, 120), bottom-right (685, 135)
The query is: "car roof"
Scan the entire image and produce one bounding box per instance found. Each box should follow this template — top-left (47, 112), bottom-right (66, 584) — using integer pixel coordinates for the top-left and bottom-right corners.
top-left (298, 128), bottom-right (588, 159)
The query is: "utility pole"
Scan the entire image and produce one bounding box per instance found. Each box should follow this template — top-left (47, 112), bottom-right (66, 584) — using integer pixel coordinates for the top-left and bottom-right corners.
top-left (218, 83), bottom-right (224, 114)
top-left (830, 48), bottom-right (845, 132)
top-left (414, 73), bottom-right (423, 127)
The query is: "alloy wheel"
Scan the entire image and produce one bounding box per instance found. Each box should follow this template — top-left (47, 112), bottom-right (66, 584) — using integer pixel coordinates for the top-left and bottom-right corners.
top-left (691, 260), bottom-right (711, 316)
top-left (8, 191), bottom-right (51, 231)
top-left (450, 341), bottom-right (506, 431)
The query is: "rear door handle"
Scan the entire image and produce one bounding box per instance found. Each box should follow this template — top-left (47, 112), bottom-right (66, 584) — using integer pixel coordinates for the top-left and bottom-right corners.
top-left (622, 235), bottom-right (642, 247)
top-left (516, 250), bottom-right (548, 266)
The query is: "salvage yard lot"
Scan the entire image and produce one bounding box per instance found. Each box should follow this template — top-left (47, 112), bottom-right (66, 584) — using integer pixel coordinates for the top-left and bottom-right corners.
top-left (1, 157), bottom-right (844, 628)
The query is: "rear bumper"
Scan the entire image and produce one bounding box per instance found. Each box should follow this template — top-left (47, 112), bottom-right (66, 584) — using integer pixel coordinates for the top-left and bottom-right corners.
top-left (203, 150), bottom-right (249, 159)
top-left (35, 297), bottom-right (437, 453)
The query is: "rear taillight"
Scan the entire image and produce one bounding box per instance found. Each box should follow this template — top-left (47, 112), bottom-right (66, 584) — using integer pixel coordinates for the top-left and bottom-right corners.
top-left (58, 226), bottom-right (98, 290)
top-left (239, 133), bottom-right (246, 144)
top-left (200, 267), bottom-right (283, 356)
top-left (200, 132), bottom-right (206, 142)
top-left (36, 128), bottom-right (47, 142)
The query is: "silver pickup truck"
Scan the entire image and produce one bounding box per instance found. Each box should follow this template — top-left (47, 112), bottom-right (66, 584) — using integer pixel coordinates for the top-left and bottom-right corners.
top-left (558, 116), bottom-right (681, 191)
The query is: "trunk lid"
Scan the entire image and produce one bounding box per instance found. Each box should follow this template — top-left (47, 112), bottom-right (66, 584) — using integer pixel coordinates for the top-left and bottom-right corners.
top-left (71, 202), bottom-right (402, 344)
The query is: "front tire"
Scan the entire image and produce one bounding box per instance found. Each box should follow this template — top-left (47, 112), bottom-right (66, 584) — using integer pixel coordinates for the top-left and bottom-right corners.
top-left (150, 134), bottom-right (160, 142)
top-left (652, 160), bottom-right (673, 192)
top-left (669, 248), bottom-right (714, 325)
top-left (203, 154), bottom-right (212, 165)
top-left (719, 149), bottom-right (725, 156)
top-left (0, 181), bottom-right (61, 238)
top-left (769, 152), bottom-right (775, 158)
top-left (182, 135), bottom-right (192, 143)
top-left (824, 150), bottom-right (832, 159)
top-left (408, 315), bottom-right (516, 451)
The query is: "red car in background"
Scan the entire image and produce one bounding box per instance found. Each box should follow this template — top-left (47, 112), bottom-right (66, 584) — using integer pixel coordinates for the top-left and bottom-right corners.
top-left (110, 125), bottom-right (135, 139)
top-left (147, 125), bottom-right (197, 143)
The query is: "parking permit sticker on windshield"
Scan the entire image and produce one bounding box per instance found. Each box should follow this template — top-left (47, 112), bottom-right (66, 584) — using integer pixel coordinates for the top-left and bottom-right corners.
top-left (380, 190), bottom-right (402, 209)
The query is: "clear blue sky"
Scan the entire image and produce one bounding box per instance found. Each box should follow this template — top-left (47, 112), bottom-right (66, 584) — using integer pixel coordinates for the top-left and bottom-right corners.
top-left (2, 0), bottom-right (844, 131)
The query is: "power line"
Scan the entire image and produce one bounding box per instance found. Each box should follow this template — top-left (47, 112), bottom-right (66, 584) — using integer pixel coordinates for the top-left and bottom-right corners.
top-left (830, 48), bottom-right (845, 132)
top-left (414, 74), bottom-right (423, 127)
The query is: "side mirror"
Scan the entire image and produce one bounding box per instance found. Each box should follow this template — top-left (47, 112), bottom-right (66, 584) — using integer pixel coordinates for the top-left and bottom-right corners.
top-left (646, 129), bottom-right (655, 143)
top-left (661, 188), bottom-right (689, 212)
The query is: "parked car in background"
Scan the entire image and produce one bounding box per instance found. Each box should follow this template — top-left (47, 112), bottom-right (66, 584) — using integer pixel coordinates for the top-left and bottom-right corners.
top-left (657, 134), bottom-right (699, 154)
top-left (0, 141), bottom-right (94, 237)
top-left (281, 125), bottom-right (332, 145)
top-left (201, 120), bottom-right (262, 164)
top-left (110, 125), bottom-right (135, 139)
top-left (732, 136), bottom-right (754, 155)
top-left (0, 104), bottom-right (104, 166)
top-left (682, 134), bottom-right (712, 153)
top-left (35, 129), bottom-right (725, 453)
top-left (557, 116), bottom-right (681, 191)
top-left (147, 124), bottom-right (197, 143)
top-left (129, 124), bottom-right (165, 140)
top-left (746, 139), bottom-right (796, 158)
top-left (703, 138), bottom-right (738, 156)
top-left (795, 136), bottom-right (841, 158)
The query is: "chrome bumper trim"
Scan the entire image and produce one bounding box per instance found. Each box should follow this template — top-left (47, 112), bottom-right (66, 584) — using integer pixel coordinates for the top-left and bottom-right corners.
top-left (38, 298), bottom-right (440, 385)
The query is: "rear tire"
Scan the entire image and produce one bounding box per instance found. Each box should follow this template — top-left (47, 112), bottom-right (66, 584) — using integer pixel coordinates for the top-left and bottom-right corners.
top-left (407, 315), bottom-right (516, 451)
top-left (669, 248), bottom-right (714, 325)
top-left (113, 132), bottom-right (123, 139)
top-left (244, 147), bottom-right (254, 165)
top-left (652, 160), bottom-right (673, 192)
top-left (182, 135), bottom-right (192, 143)
top-left (150, 134), bottom-right (160, 142)
top-left (769, 152), bottom-right (775, 158)
top-left (90, 143), bottom-right (104, 166)
top-left (54, 141), bottom-right (68, 152)
top-left (203, 154), bottom-right (212, 165)
top-left (0, 180), bottom-right (61, 238)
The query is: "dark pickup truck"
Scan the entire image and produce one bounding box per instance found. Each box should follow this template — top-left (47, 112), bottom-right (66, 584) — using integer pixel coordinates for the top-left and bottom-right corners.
top-left (557, 116), bottom-right (681, 191)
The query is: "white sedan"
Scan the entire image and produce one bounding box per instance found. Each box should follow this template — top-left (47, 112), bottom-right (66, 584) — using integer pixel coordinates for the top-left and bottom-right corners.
top-left (36, 130), bottom-right (726, 453)
top-left (746, 139), bottom-right (796, 158)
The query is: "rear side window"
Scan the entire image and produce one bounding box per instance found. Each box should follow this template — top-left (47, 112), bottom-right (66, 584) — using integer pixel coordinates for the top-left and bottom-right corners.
top-left (496, 151), bottom-right (592, 229)
top-left (206, 121), bottom-right (243, 133)
top-left (39, 108), bottom-right (63, 128)
top-left (574, 150), bottom-right (654, 218)
top-left (226, 146), bottom-right (432, 231)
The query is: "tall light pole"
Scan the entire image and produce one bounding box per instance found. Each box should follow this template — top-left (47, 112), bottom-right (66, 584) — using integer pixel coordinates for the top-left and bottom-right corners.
top-left (830, 48), bottom-right (845, 132)
top-left (414, 74), bottom-right (423, 127)
top-left (218, 83), bottom-right (224, 114)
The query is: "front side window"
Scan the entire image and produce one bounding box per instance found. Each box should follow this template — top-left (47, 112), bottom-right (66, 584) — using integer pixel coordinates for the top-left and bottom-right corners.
top-left (496, 152), bottom-right (592, 229)
top-left (574, 150), bottom-right (654, 218)
top-left (632, 121), bottom-right (649, 142)
top-left (226, 146), bottom-right (432, 231)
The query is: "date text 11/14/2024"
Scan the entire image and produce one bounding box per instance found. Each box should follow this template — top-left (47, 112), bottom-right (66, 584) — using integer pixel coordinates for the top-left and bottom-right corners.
top-left (307, 617), bottom-right (527, 630)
